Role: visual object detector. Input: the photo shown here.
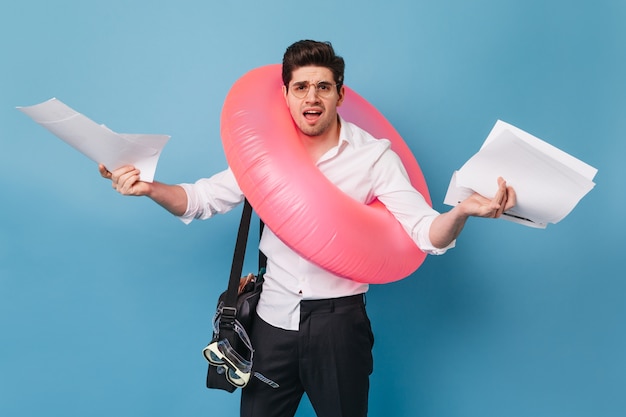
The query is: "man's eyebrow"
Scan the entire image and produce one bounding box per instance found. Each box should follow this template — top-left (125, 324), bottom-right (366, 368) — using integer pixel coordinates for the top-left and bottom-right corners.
top-left (291, 80), bottom-right (333, 85)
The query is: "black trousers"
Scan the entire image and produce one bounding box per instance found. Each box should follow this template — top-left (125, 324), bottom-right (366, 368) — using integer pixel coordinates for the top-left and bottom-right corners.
top-left (240, 294), bottom-right (374, 417)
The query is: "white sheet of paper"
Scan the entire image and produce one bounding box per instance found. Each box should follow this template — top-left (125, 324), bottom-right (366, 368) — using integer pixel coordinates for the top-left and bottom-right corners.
top-left (481, 120), bottom-right (598, 180)
top-left (17, 98), bottom-right (170, 182)
top-left (444, 120), bottom-right (597, 228)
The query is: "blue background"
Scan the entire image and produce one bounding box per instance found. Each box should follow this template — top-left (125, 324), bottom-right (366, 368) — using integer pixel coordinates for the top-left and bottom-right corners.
top-left (1, 1), bottom-right (624, 416)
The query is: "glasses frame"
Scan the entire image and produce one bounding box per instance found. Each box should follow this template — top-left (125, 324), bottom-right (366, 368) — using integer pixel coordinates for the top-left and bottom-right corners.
top-left (289, 81), bottom-right (341, 99)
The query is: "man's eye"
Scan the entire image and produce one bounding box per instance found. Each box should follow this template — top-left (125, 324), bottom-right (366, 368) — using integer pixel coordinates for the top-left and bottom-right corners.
top-left (294, 84), bottom-right (307, 91)
top-left (318, 83), bottom-right (331, 91)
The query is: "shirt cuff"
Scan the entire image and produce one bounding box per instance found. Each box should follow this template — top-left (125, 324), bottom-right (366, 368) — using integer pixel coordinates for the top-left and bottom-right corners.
top-left (415, 215), bottom-right (456, 255)
top-left (176, 183), bottom-right (196, 225)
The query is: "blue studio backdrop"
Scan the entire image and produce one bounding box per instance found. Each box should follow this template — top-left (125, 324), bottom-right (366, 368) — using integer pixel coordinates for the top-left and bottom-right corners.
top-left (1, 1), bottom-right (624, 416)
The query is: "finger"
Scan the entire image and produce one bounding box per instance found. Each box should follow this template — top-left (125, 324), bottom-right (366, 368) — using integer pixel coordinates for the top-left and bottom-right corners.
top-left (99, 164), bottom-right (112, 179)
top-left (116, 169), bottom-right (138, 184)
top-left (120, 172), bottom-right (141, 194)
top-left (492, 178), bottom-right (513, 218)
top-left (109, 168), bottom-right (138, 194)
top-left (113, 167), bottom-right (138, 183)
top-left (109, 165), bottom-right (138, 180)
top-left (495, 199), bottom-right (507, 218)
top-left (490, 179), bottom-right (507, 216)
top-left (504, 186), bottom-right (517, 211)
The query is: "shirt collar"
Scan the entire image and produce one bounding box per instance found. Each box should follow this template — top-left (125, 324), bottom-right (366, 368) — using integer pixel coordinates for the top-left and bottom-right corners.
top-left (337, 115), bottom-right (353, 149)
top-left (316, 116), bottom-right (352, 164)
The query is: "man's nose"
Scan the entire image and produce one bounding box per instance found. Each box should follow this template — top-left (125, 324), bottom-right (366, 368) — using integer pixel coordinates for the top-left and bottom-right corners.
top-left (305, 85), bottom-right (320, 100)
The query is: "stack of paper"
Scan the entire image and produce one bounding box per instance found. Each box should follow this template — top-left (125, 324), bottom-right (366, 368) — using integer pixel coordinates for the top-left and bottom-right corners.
top-left (17, 98), bottom-right (170, 182)
top-left (444, 120), bottom-right (597, 228)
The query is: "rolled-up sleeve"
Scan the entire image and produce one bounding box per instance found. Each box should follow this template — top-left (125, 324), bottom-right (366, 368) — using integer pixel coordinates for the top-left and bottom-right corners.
top-left (411, 213), bottom-right (455, 255)
top-left (177, 168), bottom-right (244, 224)
top-left (372, 149), bottom-right (455, 255)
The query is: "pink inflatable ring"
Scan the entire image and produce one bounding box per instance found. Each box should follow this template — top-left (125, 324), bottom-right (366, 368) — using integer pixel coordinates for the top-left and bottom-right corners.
top-left (221, 64), bottom-right (431, 284)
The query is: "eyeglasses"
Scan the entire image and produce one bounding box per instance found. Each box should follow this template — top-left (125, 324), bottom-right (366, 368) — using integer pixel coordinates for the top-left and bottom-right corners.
top-left (289, 81), bottom-right (339, 99)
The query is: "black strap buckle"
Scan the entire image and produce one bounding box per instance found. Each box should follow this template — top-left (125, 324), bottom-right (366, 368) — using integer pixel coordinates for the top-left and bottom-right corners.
top-left (219, 306), bottom-right (237, 327)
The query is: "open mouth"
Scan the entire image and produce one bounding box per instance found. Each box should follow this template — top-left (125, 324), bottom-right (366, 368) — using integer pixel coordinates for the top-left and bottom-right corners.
top-left (303, 110), bottom-right (322, 121)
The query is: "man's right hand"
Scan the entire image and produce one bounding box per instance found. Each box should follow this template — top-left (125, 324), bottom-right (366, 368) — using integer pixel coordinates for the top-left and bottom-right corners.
top-left (99, 164), bottom-right (151, 196)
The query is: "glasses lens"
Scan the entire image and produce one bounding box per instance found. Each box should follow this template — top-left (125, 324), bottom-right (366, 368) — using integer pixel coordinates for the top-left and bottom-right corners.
top-left (291, 83), bottom-right (306, 98)
top-left (208, 350), bottom-right (223, 365)
top-left (203, 342), bottom-right (225, 366)
top-left (226, 367), bottom-right (247, 387)
top-left (316, 82), bottom-right (334, 97)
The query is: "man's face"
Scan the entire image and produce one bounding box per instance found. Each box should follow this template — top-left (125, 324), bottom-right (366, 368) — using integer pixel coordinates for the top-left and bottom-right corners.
top-left (283, 66), bottom-right (345, 138)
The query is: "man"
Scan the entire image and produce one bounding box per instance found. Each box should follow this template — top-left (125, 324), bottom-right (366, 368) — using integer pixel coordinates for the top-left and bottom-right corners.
top-left (100, 40), bottom-right (515, 417)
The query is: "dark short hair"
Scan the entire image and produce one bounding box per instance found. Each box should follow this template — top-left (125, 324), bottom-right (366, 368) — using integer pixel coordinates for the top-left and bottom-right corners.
top-left (282, 40), bottom-right (345, 90)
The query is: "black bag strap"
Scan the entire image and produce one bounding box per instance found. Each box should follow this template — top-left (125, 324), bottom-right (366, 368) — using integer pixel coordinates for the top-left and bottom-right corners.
top-left (223, 199), bottom-right (252, 309)
top-left (219, 199), bottom-right (264, 326)
top-left (258, 220), bottom-right (266, 275)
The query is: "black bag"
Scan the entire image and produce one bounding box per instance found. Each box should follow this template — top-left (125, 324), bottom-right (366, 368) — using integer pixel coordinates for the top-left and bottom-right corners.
top-left (203, 199), bottom-right (266, 392)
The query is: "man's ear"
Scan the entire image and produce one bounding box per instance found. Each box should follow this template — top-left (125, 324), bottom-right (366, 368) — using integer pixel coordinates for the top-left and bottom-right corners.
top-left (282, 85), bottom-right (289, 106)
top-left (336, 85), bottom-right (345, 107)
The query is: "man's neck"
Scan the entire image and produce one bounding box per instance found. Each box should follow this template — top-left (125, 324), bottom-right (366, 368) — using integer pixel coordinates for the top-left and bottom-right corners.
top-left (298, 118), bottom-right (341, 163)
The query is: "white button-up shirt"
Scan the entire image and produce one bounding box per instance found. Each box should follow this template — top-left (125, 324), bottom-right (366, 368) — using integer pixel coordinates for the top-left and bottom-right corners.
top-left (178, 118), bottom-right (453, 330)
